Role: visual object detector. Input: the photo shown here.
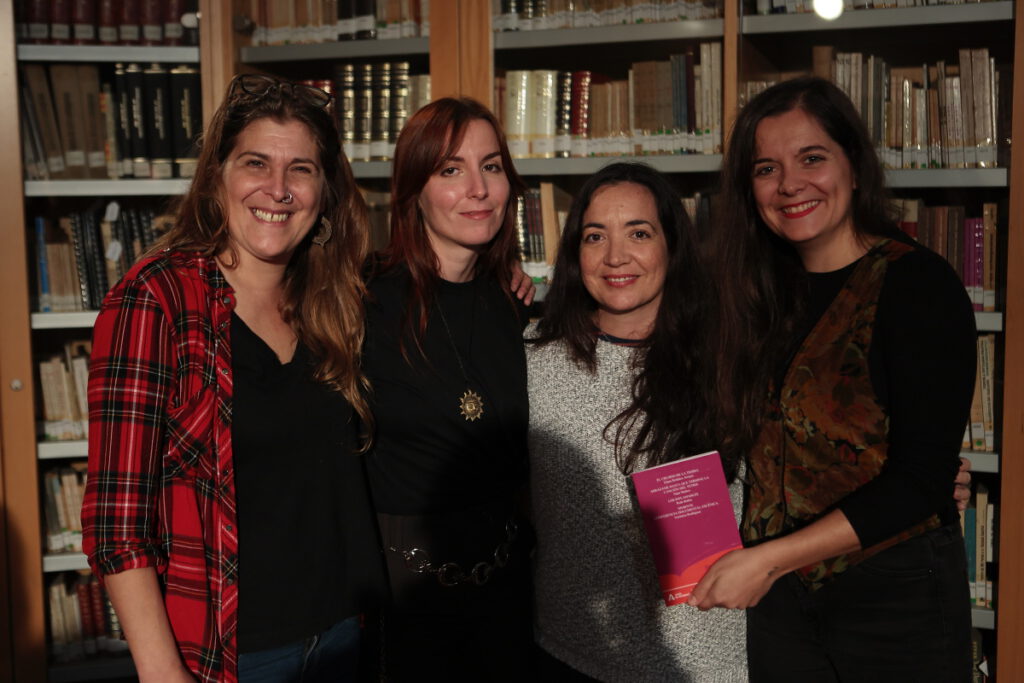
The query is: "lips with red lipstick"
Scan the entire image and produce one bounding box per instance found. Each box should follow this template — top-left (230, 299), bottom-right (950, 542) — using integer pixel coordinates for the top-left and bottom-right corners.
top-left (779, 199), bottom-right (821, 219)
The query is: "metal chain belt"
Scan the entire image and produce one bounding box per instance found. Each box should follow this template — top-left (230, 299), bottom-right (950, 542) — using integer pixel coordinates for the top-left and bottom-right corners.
top-left (388, 519), bottom-right (519, 587)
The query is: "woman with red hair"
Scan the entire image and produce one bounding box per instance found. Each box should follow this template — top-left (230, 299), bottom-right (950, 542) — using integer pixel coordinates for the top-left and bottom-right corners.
top-left (362, 98), bottom-right (534, 680)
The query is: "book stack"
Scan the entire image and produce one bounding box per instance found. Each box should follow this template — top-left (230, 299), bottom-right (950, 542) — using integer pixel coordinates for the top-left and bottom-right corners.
top-left (32, 203), bottom-right (170, 313)
top-left (333, 61), bottom-right (429, 161)
top-left (963, 483), bottom-right (996, 609)
top-left (42, 462), bottom-right (88, 553)
top-left (496, 43), bottom-right (723, 159)
top-left (38, 341), bottom-right (91, 443)
top-left (18, 0), bottom-right (199, 46)
top-left (891, 200), bottom-right (999, 312)
top-left (19, 62), bottom-right (202, 180)
top-left (249, 0), bottom-right (428, 46)
top-left (965, 334), bottom-right (997, 456)
top-left (494, 0), bottom-right (723, 31)
top-left (48, 571), bottom-right (131, 664)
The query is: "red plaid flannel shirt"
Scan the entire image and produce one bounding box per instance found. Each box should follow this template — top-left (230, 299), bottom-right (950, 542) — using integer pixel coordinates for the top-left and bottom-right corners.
top-left (82, 251), bottom-right (239, 682)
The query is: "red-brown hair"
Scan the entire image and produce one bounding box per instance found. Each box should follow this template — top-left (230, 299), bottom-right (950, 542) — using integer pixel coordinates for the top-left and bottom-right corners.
top-left (377, 97), bottom-right (525, 340)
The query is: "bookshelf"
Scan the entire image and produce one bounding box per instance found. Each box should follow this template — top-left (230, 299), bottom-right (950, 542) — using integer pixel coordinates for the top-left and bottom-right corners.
top-left (0, 1), bottom-right (236, 680)
top-left (1, 1), bottom-right (1021, 680)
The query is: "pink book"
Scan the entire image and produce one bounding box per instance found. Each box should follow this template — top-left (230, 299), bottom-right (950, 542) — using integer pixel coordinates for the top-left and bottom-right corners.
top-left (631, 450), bottom-right (741, 606)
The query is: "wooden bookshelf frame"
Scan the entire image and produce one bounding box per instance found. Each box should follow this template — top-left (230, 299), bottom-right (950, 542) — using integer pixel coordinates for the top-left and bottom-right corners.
top-left (0, 4), bottom-right (44, 682)
top-left (996, 6), bottom-right (1024, 680)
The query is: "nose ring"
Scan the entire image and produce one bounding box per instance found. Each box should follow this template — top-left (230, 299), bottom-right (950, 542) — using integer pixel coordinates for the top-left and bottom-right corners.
top-left (280, 192), bottom-right (294, 204)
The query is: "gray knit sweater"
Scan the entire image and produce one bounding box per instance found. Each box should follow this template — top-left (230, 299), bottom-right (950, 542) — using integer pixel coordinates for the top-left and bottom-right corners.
top-left (526, 326), bottom-right (748, 682)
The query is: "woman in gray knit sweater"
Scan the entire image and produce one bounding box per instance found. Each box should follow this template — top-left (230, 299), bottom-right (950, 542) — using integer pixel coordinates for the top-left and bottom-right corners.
top-left (526, 162), bottom-right (749, 682)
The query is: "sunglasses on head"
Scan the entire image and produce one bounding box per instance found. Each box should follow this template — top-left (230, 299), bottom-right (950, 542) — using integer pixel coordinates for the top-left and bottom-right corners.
top-left (228, 73), bottom-right (333, 109)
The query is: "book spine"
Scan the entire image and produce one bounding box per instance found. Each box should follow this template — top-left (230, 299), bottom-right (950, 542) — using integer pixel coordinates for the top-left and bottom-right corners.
top-left (163, 0), bottom-right (185, 44)
top-left (113, 63), bottom-right (133, 177)
top-left (169, 66), bottom-right (201, 178)
top-left (354, 0), bottom-right (375, 39)
top-left (334, 63), bottom-right (356, 159)
top-left (124, 63), bottom-right (151, 177)
top-left (369, 62), bottom-right (392, 160)
top-left (352, 63), bottom-right (372, 161)
top-left (142, 63), bottom-right (174, 178)
top-left (97, 0), bottom-right (118, 43)
top-left (119, 0), bottom-right (141, 43)
top-left (504, 70), bottom-right (531, 159)
top-left (50, 0), bottom-right (72, 44)
top-left (389, 61), bottom-right (410, 160)
top-left (35, 216), bottom-right (53, 312)
top-left (26, 0), bottom-right (50, 43)
top-left (140, 0), bottom-right (163, 44)
top-left (48, 64), bottom-right (89, 178)
top-left (70, 0), bottom-right (95, 43)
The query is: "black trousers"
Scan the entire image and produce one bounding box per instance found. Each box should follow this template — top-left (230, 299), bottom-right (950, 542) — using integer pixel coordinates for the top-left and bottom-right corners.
top-left (747, 522), bottom-right (972, 682)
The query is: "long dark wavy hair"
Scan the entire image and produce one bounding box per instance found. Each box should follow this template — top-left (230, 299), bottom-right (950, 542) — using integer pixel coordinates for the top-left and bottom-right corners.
top-left (376, 97), bottom-right (525, 344)
top-left (533, 162), bottom-right (731, 478)
top-left (156, 75), bottom-right (372, 436)
top-left (710, 76), bottom-right (897, 460)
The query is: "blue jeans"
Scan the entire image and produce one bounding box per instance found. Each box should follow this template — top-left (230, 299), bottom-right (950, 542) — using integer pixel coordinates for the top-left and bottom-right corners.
top-left (237, 615), bottom-right (362, 683)
top-left (747, 522), bottom-right (972, 682)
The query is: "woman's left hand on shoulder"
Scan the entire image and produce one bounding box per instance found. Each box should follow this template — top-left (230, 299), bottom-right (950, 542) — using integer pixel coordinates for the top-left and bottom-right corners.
top-left (510, 262), bottom-right (536, 305)
top-left (687, 546), bottom-right (781, 611)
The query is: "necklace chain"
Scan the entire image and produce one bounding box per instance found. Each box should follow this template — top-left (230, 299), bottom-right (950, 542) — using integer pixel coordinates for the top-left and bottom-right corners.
top-left (435, 296), bottom-right (485, 422)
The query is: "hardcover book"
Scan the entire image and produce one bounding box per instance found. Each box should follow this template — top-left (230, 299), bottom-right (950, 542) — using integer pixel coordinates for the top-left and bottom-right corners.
top-left (630, 450), bottom-right (741, 606)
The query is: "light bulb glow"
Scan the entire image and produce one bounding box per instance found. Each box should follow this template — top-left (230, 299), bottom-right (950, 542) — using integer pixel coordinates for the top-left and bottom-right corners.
top-left (813, 0), bottom-right (844, 20)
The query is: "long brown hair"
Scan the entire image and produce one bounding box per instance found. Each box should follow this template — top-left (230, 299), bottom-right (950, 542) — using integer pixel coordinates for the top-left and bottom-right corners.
top-left (157, 75), bottom-right (373, 437)
top-left (710, 76), bottom-right (895, 461)
top-left (376, 97), bottom-right (525, 342)
top-left (533, 162), bottom-right (729, 478)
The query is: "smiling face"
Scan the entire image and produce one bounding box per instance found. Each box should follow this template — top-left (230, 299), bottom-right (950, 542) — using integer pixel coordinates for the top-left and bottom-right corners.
top-left (221, 117), bottom-right (324, 270)
top-left (752, 107), bottom-right (863, 272)
top-left (418, 118), bottom-right (511, 281)
top-left (579, 182), bottom-right (669, 339)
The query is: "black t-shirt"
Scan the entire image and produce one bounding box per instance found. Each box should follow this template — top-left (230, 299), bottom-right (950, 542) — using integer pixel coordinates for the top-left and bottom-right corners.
top-left (232, 313), bottom-right (384, 653)
top-left (785, 234), bottom-right (976, 547)
top-left (363, 268), bottom-right (529, 515)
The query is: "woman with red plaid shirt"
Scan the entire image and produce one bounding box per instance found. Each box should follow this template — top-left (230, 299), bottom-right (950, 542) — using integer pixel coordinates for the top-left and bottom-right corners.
top-left (81, 75), bottom-right (384, 682)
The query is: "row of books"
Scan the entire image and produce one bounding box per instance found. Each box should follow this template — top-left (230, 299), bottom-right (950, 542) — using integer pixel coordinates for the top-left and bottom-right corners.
top-left (750, 0), bottom-right (1002, 15)
top-left (893, 199), bottom-right (998, 312)
top-left (33, 203), bottom-right (169, 313)
top-left (964, 483), bottom-right (995, 609)
top-left (332, 62), bottom-right (431, 162)
top-left (815, 47), bottom-right (1007, 170)
top-left (742, 47), bottom-right (1010, 171)
top-left (248, 0), bottom-right (429, 45)
top-left (965, 335), bottom-right (997, 455)
top-left (43, 462), bottom-right (88, 552)
top-left (494, 0), bottom-right (723, 31)
top-left (17, 0), bottom-right (198, 46)
top-left (20, 62), bottom-right (202, 181)
top-left (48, 571), bottom-right (130, 663)
top-left (38, 341), bottom-right (91, 443)
top-left (497, 43), bottom-right (723, 159)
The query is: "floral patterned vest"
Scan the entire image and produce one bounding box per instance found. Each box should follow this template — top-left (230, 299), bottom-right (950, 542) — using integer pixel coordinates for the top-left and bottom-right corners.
top-left (742, 238), bottom-right (940, 590)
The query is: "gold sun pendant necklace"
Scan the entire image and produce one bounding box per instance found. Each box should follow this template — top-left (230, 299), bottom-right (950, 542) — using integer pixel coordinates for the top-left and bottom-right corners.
top-left (435, 295), bottom-right (485, 422)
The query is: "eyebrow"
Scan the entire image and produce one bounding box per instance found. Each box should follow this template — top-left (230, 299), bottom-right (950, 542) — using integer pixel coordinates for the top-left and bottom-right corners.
top-left (582, 218), bottom-right (657, 230)
top-left (445, 151), bottom-right (502, 163)
top-left (753, 144), bottom-right (829, 165)
top-left (238, 150), bottom-right (320, 167)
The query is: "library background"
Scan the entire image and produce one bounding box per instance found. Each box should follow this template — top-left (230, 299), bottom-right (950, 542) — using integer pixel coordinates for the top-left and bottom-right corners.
top-left (0, 0), bottom-right (1021, 681)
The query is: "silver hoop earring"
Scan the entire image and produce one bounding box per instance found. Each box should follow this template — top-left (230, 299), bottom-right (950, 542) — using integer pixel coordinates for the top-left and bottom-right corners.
top-left (312, 216), bottom-right (333, 247)
top-left (281, 192), bottom-right (294, 204)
